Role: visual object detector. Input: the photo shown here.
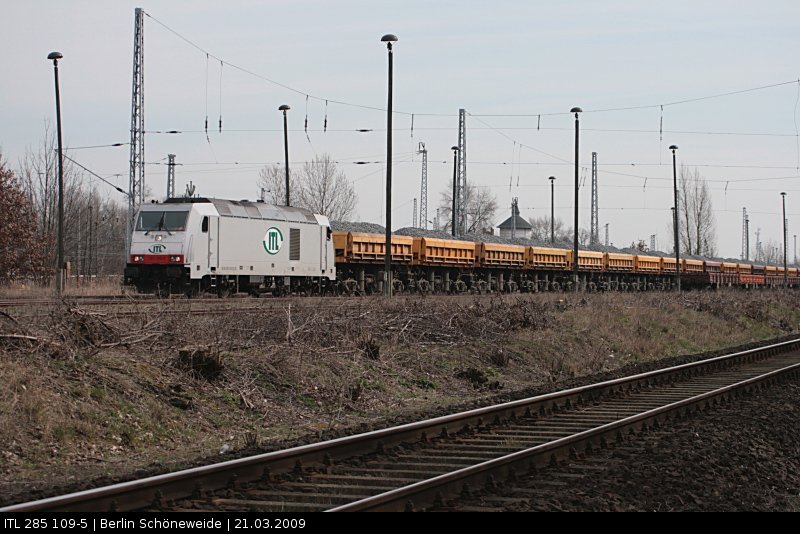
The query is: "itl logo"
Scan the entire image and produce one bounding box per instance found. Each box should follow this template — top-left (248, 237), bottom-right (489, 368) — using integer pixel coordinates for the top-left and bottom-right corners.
top-left (148, 244), bottom-right (166, 253)
top-left (263, 227), bottom-right (283, 255)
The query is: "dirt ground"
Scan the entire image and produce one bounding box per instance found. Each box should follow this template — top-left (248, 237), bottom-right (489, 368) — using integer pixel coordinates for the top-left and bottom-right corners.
top-left (1, 290), bottom-right (799, 507)
top-left (454, 378), bottom-right (800, 512)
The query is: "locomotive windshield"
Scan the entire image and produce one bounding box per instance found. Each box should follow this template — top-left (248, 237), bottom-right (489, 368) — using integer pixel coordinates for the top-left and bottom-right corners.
top-left (135, 210), bottom-right (189, 232)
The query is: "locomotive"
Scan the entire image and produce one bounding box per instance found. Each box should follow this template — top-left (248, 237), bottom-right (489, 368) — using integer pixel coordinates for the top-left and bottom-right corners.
top-left (124, 198), bottom-right (336, 296)
top-left (125, 198), bottom-right (798, 296)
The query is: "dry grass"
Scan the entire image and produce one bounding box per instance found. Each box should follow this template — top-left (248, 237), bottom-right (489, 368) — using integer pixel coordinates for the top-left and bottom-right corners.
top-left (0, 276), bottom-right (128, 298)
top-left (1, 289), bottom-right (799, 501)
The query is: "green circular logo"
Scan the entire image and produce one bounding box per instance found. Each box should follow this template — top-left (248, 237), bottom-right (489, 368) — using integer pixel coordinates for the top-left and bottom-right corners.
top-left (263, 227), bottom-right (283, 255)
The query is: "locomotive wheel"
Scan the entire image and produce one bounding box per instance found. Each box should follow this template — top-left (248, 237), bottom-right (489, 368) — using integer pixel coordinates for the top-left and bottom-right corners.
top-left (417, 279), bottom-right (430, 293)
top-left (551, 281), bottom-right (561, 291)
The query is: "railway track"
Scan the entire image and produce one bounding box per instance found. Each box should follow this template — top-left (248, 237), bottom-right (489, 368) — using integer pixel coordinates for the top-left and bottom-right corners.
top-left (4, 339), bottom-right (799, 513)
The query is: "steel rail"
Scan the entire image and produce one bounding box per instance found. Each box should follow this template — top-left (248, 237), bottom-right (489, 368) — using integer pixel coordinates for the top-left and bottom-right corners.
top-left (3, 337), bottom-right (798, 512)
top-left (329, 358), bottom-right (800, 511)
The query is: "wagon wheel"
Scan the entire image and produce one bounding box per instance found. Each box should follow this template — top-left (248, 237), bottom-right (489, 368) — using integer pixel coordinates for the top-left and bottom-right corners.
top-left (550, 281), bottom-right (561, 292)
top-left (344, 278), bottom-right (358, 295)
top-left (454, 280), bottom-right (468, 293)
top-left (392, 279), bottom-right (405, 293)
top-left (588, 282), bottom-right (597, 292)
top-left (417, 279), bottom-right (430, 293)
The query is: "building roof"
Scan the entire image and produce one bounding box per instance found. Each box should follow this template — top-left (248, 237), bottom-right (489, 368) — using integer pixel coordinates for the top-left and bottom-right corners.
top-left (497, 214), bottom-right (532, 230)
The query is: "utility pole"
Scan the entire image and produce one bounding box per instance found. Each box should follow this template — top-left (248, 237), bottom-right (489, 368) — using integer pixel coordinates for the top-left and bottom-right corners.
top-left (166, 154), bottom-right (176, 199)
top-left (456, 108), bottom-right (467, 236)
top-left (782, 192), bottom-right (787, 286)
top-left (418, 142), bottom-right (428, 230)
top-left (650, 234), bottom-right (656, 253)
top-left (128, 7), bottom-right (145, 252)
top-left (756, 228), bottom-right (762, 262)
top-left (745, 214), bottom-right (750, 261)
top-left (741, 207), bottom-right (748, 260)
top-left (434, 208), bottom-right (440, 231)
top-left (511, 198), bottom-right (518, 239)
top-left (604, 223), bottom-right (609, 247)
top-left (412, 198), bottom-right (417, 229)
top-left (590, 152), bottom-right (598, 245)
top-left (669, 145), bottom-right (680, 291)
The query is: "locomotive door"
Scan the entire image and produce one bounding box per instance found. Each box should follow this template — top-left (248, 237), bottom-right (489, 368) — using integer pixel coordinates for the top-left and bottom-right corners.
top-left (207, 216), bottom-right (219, 271)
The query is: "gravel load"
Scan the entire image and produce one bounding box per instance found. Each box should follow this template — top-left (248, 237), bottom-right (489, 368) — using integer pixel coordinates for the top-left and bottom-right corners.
top-left (336, 223), bottom-right (793, 267)
top-left (394, 227), bottom-right (456, 240)
top-left (330, 221), bottom-right (385, 234)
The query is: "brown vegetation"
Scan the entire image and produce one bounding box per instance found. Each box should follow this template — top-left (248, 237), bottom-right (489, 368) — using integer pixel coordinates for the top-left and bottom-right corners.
top-left (1, 290), bottom-right (799, 504)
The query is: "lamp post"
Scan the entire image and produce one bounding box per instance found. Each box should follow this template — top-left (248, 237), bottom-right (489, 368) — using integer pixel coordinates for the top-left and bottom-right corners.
top-left (782, 192), bottom-right (787, 287)
top-left (451, 146), bottom-right (459, 237)
top-left (381, 34), bottom-right (398, 298)
top-left (278, 104), bottom-right (291, 206)
top-left (549, 176), bottom-right (556, 244)
top-left (570, 107), bottom-right (582, 291)
top-left (48, 51), bottom-right (65, 296)
top-left (670, 144), bottom-right (680, 291)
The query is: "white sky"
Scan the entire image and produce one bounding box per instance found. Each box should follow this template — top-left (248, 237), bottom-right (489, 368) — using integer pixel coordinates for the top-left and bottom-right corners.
top-left (2, 0), bottom-right (799, 258)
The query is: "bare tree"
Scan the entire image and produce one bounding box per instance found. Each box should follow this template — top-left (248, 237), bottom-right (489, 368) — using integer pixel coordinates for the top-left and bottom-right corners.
top-left (0, 151), bottom-right (49, 283)
top-left (678, 165), bottom-right (717, 256)
top-left (757, 238), bottom-right (782, 265)
top-left (256, 164), bottom-right (286, 205)
top-left (258, 154), bottom-right (357, 221)
top-left (296, 154), bottom-right (357, 221)
top-left (438, 183), bottom-right (498, 234)
top-left (528, 216), bottom-right (570, 243)
top-left (16, 123), bottom-right (128, 280)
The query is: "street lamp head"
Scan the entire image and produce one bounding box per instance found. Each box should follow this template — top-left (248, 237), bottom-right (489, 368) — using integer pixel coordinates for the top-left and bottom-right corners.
top-left (781, 192), bottom-right (787, 197)
top-left (549, 176), bottom-right (556, 182)
top-left (451, 145), bottom-right (459, 152)
top-left (381, 34), bottom-right (398, 43)
top-left (669, 144), bottom-right (678, 151)
top-left (47, 51), bottom-right (63, 61)
top-left (278, 104), bottom-right (290, 112)
top-left (570, 107), bottom-right (582, 113)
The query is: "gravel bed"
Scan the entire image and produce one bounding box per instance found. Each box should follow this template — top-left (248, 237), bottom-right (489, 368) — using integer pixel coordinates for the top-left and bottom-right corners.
top-left (453, 376), bottom-right (800, 511)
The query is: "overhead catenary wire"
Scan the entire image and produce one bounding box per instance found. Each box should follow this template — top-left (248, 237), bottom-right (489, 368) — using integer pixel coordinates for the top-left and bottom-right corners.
top-left (144, 125), bottom-right (800, 137)
top-left (144, 11), bottom-right (798, 121)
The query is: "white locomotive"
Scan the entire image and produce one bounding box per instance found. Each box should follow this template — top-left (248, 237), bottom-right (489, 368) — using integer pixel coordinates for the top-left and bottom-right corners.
top-left (124, 198), bottom-right (336, 295)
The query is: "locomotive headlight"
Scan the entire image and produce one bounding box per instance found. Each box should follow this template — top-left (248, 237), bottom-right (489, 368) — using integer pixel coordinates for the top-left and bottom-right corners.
top-left (155, 235), bottom-right (163, 241)
top-left (133, 256), bottom-right (144, 262)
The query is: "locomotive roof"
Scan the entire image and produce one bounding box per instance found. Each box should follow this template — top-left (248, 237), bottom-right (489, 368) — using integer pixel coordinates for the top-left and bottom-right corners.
top-left (163, 197), bottom-right (318, 223)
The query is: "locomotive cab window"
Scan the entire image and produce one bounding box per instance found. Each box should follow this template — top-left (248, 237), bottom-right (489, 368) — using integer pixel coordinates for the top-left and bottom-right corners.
top-left (202, 216), bottom-right (209, 233)
top-left (135, 210), bottom-right (189, 232)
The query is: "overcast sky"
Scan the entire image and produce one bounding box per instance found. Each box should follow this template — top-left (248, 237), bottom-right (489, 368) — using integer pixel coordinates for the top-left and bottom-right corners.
top-left (2, 0), bottom-right (799, 258)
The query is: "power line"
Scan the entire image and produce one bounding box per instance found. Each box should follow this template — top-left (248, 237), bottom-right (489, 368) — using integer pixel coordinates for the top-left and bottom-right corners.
top-left (60, 153), bottom-right (130, 197)
top-left (145, 126), bottom-right (799, 137)
top-left (144, 11), bottom-right (449, 117)
top-left (144, 11), bottom-right (800, 122)
top-left (471, 79), bottom-right (800, 117)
